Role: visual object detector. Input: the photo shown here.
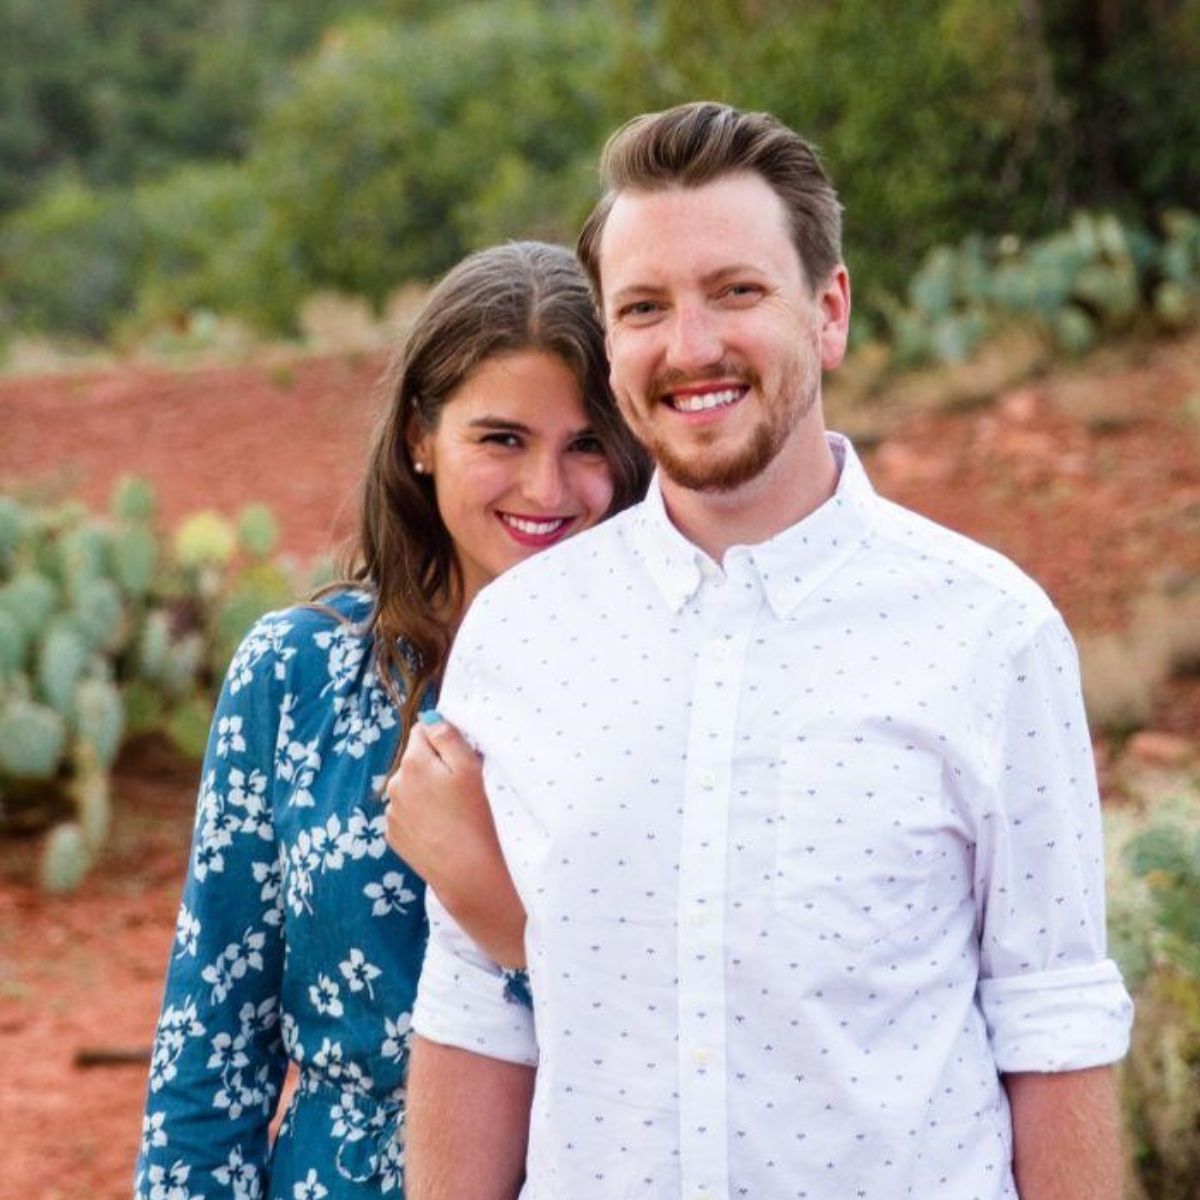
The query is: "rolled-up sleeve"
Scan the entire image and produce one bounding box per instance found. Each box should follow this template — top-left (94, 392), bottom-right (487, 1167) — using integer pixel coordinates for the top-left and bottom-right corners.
top-left (411, 598), bottom-right (538, 1065)
top-left (413, 887), bottom-right (538, 1065)
top-left (975, 609), bottom-right (1133, 1072)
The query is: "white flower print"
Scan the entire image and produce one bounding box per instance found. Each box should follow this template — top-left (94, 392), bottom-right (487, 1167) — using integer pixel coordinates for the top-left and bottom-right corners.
top-left (149, 998), bottom-right (206, 1091)
top-left (227, 767), bottom-right (272, 840)
top-left (339, 948), bottom-right (382, 999)
top-left (378, 1135), bottom-right (404, 1194)
top-left (312, 1037), bottom-right (345, 1081)
top-left (381, 1012), bottom-right (411, 1065)
top-left (213, 1145), bottom-right (262, 1200)
top-left (251, 856), bottom-right (284, 926)
top-left (192, 770), bottom-right (231, 882)
top-left (227, 616), bottom-right (295, 694)
top-left (146, 1160), bottom-right (203, 1200)
top-left (293, 1169), bottom-right (328, 1200)
top-left (216, 714), bottom-right (246, 758)
top-left (341, 807), bottom-right (388, 861)
top-left (364, 870), bottom-right (417, 917)
top-left (280, 1010), bottom-right (303, 1060)
top-left (140, 1110), bottom-right (167, 1154)
top-left (200, 928), bottom-right (267, 1004)
top-left (330, 1089), bottom-right (370, 1142)
top-left (314, 625), bottom-right (367, 694)
top-left (329, 676), bottom-right (397, 759)
top-left (285, 830), bottom-right (321, 916)
top-left (207, 1030), bottom-right (251, 1074)
top-left (275, 696), bottom-right (322, 808)
top-left (309, 973), bottom-right (344, 1018)
top-left (311, 814), bottom-right (346, 871)
top-left (173, 904), bottom-right (200, 957)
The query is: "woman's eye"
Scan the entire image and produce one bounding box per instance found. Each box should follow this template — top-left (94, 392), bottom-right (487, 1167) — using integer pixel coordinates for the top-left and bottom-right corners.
top-left (571, 435), bottom-right (606, 455)
top-left (481, 432), bottom-right (522, 448)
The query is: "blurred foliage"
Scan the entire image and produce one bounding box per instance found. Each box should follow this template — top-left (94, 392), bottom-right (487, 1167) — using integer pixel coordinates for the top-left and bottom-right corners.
top-left (1, 0), bottom-right (1198, 341)
top-left (0, 480), bottom-right (314, 891)
top-left (881, 209), bottom-right (1200, 366)
top-left (1106, 795), bottom-right (1200, 1199)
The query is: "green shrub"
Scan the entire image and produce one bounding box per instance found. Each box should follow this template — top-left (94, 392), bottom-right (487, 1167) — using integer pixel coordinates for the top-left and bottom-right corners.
top-left (0, 178), bottom-right (143, 339)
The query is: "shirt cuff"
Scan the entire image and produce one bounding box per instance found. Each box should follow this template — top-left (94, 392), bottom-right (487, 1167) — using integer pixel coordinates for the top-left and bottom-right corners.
top-left (413, 929), bottom-right (538, 1067)
top-left (979, 959), bottom-right (1133, 1072)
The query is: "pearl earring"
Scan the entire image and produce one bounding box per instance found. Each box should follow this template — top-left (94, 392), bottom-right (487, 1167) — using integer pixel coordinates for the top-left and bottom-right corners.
top-left (413, 460), bottom-right (427, 475)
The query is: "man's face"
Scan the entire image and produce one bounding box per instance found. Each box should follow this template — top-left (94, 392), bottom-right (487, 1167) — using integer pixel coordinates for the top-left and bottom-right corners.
top-left (598, 172), bottom-right (848, 497)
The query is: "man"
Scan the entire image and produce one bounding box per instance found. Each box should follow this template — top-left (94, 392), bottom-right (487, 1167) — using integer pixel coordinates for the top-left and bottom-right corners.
top-left (399, 102), bottom-right (1133, 1199)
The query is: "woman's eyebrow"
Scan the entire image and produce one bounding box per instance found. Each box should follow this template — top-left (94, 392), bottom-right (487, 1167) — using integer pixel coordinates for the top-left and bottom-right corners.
top-left (468, 416), bottom-right (532, 432)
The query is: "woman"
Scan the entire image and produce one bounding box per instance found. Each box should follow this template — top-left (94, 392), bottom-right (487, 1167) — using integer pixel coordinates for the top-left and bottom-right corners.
top-left (135, 242), bottom-right (651, 1200)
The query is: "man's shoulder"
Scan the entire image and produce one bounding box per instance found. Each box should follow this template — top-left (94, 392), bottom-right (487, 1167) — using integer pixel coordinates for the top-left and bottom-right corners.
top-left (868, 493), bottom-right (1055, 619)
top-left (472, 506), bottom-right (643, 616)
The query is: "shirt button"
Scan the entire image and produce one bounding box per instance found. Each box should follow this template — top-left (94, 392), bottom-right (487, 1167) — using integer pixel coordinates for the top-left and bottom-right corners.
top-left (713, 640), bottom-right (730, 661)
top-left (688, 911), bottom-right (709, 927)
top-left (693, 1048), bottom-right (710, 1066)
top-left (699, 770), bottom-right (716, 790)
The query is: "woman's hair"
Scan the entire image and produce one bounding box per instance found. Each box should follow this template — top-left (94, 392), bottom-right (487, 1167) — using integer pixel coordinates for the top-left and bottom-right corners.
top-left (337, 240), bottom-right (651, 747)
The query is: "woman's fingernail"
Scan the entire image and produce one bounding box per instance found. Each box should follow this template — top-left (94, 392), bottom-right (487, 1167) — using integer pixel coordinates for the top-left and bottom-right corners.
top-left (419, 709), bottom-right (445, 726)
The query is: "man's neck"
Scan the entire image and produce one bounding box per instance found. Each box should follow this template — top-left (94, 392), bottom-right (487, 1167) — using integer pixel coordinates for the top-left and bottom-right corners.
top-left (660, 426), bottom-right (840, 562)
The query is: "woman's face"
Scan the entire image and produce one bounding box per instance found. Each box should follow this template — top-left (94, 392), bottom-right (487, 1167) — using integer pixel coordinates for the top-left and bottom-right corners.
top-left (411, 349), bottom-right (616, 608)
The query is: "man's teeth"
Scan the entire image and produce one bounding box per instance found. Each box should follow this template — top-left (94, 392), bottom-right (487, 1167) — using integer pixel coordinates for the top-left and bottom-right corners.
top-left (503, 515), bottom-right (568, 536)
top-left (671, 388), bottom-right (743, 413)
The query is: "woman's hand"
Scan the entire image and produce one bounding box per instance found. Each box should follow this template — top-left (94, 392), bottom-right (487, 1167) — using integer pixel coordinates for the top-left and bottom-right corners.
top-left (386, 713), bottom-right (528, 968)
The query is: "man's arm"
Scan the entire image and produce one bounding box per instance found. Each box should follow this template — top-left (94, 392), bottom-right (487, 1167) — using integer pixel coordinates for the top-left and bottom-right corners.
top-left (405, 1036), bottom-right (535, 1200)
top-left (1005, 1066), bottom-right (1124, 1200)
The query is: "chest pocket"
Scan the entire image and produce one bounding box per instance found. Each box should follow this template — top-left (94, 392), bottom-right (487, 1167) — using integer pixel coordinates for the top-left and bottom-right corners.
top-left (773, 738), bottom-right (948, 950)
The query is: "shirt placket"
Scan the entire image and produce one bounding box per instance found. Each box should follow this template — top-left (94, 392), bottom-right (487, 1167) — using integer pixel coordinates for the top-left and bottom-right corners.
top-left (677, 556), bottom-right (759, 1200)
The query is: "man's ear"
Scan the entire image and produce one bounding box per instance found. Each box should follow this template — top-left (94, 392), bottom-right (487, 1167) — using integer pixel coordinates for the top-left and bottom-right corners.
top-left (818, 264), bottom-right (852, 371)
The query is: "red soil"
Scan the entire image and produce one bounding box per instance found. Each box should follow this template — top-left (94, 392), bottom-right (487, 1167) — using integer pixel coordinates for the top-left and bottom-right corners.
top-left (0, 332), bottom-right (1198, 1200)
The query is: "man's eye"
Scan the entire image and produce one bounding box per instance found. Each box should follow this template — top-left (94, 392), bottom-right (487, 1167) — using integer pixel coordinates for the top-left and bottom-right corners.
top-left (722, 283), bottom-right (763, 302)
top-left (618, 300), bottom-right (662, 321)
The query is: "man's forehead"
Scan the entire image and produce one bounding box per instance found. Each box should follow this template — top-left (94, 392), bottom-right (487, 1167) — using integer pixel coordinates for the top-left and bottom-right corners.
top-left (597, 174), bottom-right (797, 291)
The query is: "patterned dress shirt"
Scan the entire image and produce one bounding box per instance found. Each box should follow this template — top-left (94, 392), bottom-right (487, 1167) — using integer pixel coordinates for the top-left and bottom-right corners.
top-left (414, 434), bottom-right (1133, 1200)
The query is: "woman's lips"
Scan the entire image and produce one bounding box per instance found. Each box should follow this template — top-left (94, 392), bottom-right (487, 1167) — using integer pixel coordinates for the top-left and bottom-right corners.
top-left (497, 512), bottom-right (574, 546)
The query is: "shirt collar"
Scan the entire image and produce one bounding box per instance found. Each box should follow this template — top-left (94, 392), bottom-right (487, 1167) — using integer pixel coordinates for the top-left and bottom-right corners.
top-left (630, 432), bottom-right (878, 618)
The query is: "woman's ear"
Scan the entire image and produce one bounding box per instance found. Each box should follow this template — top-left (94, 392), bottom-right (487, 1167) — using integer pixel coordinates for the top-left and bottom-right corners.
top-left (407, 412), bottom-right (434, 478)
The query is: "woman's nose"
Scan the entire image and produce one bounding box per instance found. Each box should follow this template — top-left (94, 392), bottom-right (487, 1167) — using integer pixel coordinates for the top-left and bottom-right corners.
top-left (521, 453), bottom-right (568, 509)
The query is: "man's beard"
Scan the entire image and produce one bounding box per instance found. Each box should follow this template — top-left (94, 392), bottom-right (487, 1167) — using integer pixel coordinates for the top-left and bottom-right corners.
top-left (628, 348), bottom-right (819, 494)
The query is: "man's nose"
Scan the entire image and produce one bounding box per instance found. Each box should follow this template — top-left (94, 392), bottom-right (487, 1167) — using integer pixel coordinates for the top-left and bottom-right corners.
top-left (666, 302), bottom-right (723, 373)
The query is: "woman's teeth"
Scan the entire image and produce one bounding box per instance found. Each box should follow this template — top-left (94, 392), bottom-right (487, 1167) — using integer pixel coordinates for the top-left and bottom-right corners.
top-left (501, 515), bottom-right (568, 535)
top-left (671, 387), bottom-right (743, 413)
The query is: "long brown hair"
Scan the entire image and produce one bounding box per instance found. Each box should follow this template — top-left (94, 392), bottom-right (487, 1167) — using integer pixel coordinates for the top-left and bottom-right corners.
top-left (336, 241), bottom-right (651, 748)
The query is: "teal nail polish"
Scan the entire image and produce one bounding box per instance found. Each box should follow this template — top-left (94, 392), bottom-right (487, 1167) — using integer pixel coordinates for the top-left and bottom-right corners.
top-left (419, 709), bottom-right (444, 726)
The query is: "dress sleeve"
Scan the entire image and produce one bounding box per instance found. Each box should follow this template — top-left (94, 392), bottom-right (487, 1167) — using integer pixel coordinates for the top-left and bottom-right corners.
top-left (410, 611), bottom-right (538, 1065)
top-left (135, 618), bottom-right (292, 1200)
top-left (974, 610), bottom-right (1134, 1073)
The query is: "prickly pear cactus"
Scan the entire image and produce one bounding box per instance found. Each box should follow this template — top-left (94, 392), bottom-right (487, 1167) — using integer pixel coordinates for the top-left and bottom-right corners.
top-left (0, 698), bottom-right (67, 780)
top-left (36, 619), bottom-right (90, 717)
top-left (237, 504), bottom-right (280, 559)
top-left (39, 820), bottom-right (93, 893)
top-left (175, 510), bottom-right (237, 569)
top-left (110, 475), bottom-right (157, 523)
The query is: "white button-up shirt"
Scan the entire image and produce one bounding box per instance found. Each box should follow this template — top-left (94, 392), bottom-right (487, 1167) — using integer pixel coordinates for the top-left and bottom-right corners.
top-left (414, 435), bottom-right (1133, 1200)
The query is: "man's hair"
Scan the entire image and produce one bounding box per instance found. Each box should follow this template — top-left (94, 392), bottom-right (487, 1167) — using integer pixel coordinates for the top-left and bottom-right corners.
top-left (577, 101), bottom-right (843, 301)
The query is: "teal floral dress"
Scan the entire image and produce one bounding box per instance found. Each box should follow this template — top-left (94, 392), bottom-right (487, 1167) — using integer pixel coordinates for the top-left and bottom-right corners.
top-left (135, 591), bottom-right (524, 1200)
